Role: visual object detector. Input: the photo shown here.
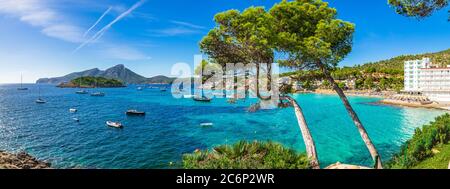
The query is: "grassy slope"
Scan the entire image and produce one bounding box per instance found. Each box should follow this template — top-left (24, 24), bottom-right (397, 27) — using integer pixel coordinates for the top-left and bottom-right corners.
top-left (413, 143), bottom-right (450, 169)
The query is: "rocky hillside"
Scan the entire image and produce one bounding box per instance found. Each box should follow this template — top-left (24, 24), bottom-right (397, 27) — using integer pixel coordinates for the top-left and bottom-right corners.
top-left (0, 151), bottom-right (50, 169)
top-left (36, 64), bottom-right (175, 85)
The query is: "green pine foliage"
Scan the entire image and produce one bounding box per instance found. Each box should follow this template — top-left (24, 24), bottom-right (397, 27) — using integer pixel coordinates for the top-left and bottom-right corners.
top-left (182, 141), bottom-right (310, 169)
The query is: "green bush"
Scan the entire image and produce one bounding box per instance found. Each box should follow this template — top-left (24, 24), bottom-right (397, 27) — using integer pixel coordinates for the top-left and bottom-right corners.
top-left (72, 76), bottom-right (124, 87)
top-left (182, 141), bottom-right (310, 169)
top-left (387, 113), bottom-right (450, 168)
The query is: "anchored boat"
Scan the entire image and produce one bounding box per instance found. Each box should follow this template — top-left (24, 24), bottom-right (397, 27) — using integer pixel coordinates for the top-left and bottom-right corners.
top-left (76, 90), bottom-right (88, 94)
top-left (35, 86), bottom-right (46, 104)
top-left (17, 74), bottom-right (28, 90)
top-left (193, 96), bottom-right (211, 102)
top-left (126, 109), bottom-right (146, 116)
top-left (35, 98), bottom-right (46, 104)
top-left (106, 121), bottom-right (123, 128)
top-left (200, 123), bottom-right (213, 127)
top-left (91, 92), bottom-right (105, 97)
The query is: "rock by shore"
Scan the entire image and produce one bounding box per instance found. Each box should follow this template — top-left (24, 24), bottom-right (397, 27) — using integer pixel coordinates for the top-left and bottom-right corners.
top-left (0, 151), bottom-right (50, 169)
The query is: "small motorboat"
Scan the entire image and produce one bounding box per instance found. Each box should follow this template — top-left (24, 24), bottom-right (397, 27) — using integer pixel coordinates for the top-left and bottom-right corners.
top-left (91, 92), bottom-right (105, 97)
top-left (73, 118), bottom-right (80, 122)
top-left (200, 123), bottom-right (213, 127)
top-left (76, 90), bottom-right (88, 94)
top-left (183, 95), bottom-right (194, 98)
top-left (193, 96), bottom-right (211, 102)
top-left (126, 109), bottom-right (146, 116)
top-left (35, 98), bottom-right (46, 104)
top-left (137, 87), bottom-right (143, 91)
top-left (106, 121), bottom-right (123, 128)
top-left (69, 108), bottom-right (77, 113)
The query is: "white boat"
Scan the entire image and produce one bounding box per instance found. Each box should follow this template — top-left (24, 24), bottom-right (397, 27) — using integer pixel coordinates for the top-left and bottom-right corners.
top-left (183, 95), bottom-right (194, 98)
top-left (35, 98), bottom-right (46, 104)
top-left (106, 121), bottom-right (123, 128)
top-left (35, 86), bottom-right (46, 103)
top-left (200, 123), bottom-right (213, 127)
top-left (69, 108), bottom-right (77, 113)
top-left (91, 92), bottom-right (105, 97)
top-left (73, 118), bottom-right (80, 122)
top-left (76, 90), bottom-right (88, 94)
top-left (137, 87), bottom-right (143, 91)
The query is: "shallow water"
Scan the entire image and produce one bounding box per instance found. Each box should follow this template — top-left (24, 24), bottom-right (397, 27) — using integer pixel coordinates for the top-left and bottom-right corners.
top-left (0, 84), bottom-right (446, 168)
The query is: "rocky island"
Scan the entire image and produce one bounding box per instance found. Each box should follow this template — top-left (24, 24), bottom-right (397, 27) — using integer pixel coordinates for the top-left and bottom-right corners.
top-left (0, 151), bottom-right (50, 169)
top-left (57, 76), bottom-right (126, 88)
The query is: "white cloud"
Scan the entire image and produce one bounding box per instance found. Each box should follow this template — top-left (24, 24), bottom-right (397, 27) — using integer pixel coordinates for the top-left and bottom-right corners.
top-left (0, 0), bottom-right (85, 43)
top-left (42, 24), bottom-right (84, 43)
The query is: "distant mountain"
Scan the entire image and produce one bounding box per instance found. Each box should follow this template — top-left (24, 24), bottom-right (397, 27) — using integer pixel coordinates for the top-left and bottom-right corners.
top-left (36, 64), bottom-right (175, 84)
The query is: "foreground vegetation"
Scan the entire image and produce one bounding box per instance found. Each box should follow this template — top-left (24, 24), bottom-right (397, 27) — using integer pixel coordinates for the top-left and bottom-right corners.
top-left (183, 141), bottom-right (310, 169)
top-left (57, 76), bottom-right (125, 88)
top-left (413, 143), bottom-right (450, 169)
top-left (387, 113), bottom-right (450, 169)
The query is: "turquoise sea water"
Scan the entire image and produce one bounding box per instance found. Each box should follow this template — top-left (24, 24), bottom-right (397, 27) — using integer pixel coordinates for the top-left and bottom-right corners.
top-left (0, 84), bottom-right (447, 168)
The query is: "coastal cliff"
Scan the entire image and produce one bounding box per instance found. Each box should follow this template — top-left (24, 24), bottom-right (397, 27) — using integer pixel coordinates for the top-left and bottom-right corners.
top-left (0, 151), bottom-right (50, 169)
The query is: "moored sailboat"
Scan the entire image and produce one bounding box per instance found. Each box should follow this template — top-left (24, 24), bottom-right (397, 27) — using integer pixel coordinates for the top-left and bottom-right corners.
top-left (35, 86), bottom-right (46, 104)
top-left (17, 74), bottom-right (28, 90)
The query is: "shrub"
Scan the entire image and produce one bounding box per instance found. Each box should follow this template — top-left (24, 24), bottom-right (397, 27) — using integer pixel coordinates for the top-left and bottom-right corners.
top-left (182, 141), bottom-right (310, 169)
top-left (387, 113), bottom-right (450, 168)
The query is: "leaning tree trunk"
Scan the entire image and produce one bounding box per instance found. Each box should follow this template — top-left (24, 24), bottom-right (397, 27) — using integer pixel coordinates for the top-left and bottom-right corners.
top-left (316, 61), bottom-right (383, 169)
top-left (285, 96), bottom-right (320, 169)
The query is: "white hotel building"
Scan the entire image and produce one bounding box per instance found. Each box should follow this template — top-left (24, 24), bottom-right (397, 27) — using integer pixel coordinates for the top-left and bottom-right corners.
top-left (404, 58), bottom-right (450, 103)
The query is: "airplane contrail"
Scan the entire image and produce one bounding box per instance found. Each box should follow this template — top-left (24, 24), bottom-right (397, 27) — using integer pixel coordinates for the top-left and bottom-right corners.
top-left (73, 0), bottom-right (146, 54)
top-left (83, 6), bottom-right (112, 37)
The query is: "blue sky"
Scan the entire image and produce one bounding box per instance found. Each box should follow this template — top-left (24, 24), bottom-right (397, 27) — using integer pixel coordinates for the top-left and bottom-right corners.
top-left (0, 0), bottom-right (448, 83)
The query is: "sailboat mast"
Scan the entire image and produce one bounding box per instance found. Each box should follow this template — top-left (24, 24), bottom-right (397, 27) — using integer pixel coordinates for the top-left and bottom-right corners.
top-left (20, 74), bottom-right (23, 88)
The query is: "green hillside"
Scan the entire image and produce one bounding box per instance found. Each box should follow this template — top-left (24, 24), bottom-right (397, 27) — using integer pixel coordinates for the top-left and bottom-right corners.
top-left (354, 48), bottom-right (450, 73)
top-left (282, 48), bottom-right (450, 91)
top-left (57, 76), bottom-right (125, 88)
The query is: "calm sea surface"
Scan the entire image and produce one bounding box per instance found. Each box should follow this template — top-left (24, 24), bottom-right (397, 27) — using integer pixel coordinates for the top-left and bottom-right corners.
top-left (0, 84), bottom-right (446, 168)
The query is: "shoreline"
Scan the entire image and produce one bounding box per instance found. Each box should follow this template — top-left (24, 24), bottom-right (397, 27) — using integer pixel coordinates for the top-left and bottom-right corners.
top-left (0, 150), bottom-right (51, 169)
top-left (303, 89), bottom-right (450, 111)
top-left (309, 89), bottom-right (394, 98)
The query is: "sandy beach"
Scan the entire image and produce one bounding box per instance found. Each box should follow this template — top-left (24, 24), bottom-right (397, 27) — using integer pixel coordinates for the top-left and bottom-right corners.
top-left (308, 89), bottom-right (450, 111)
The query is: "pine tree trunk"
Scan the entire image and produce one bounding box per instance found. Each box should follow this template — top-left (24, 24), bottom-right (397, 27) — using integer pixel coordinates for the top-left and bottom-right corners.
top-left (316, 61), bottom-right (383, 169)
top-left (285, 96), bottom-right (320, 169)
